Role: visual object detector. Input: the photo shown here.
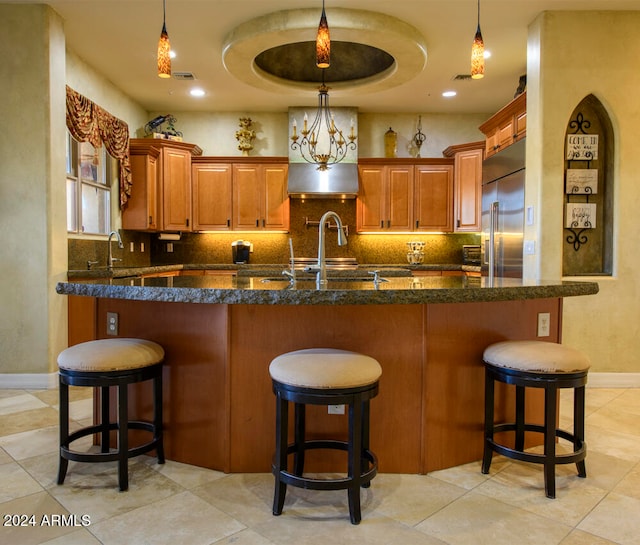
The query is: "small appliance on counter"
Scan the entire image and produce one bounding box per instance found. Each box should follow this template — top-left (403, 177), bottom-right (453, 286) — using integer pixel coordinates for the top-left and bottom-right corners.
top-left (406, 241), bottom-right (425, 264)
top-left (231, 240), bottom-right (252, 264)
top-left (462, 245), bottom-right (481, 266)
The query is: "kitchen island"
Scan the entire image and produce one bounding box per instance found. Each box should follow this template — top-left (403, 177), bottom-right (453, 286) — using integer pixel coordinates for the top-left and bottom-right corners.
top-left (57, 274), bottom-right (598, 474)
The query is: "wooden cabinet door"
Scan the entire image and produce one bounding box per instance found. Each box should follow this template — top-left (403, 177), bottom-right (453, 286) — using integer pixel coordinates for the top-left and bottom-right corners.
top-left (192, 163), bottom-right (232, 231)
top-left (387, 165), bottom-right (413, 231)
top-left (454, 148), bottom-right (483, 232)
top-left (262, 164), bottom-right (289, 231)
top-left (515, 110), bottom-right (527, 141)
top-left (357, 165), bottom-right (386, 231)
top-left (414, 165), bottom-right (453, 232)
top-left (162, 147), bottom-right (192, 231)
top-left (123, 148), bottom-right (159, 230)
top-left (232, 164), bottom-right (262, 230)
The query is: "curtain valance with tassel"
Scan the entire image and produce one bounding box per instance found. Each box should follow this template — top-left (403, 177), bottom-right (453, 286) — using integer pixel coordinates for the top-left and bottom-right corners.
top-left (65, 86), bottom-right (132, 209)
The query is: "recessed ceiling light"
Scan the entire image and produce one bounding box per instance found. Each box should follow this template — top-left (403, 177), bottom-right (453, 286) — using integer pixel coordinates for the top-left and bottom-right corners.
top-left (170, 50), bottom-right (176, 59)
top-left (484, 50), bottom-right (491, 59)
top-left (442, 90), bottom-right (457, 98)
top-left (190, 88), bottom-right (205, 97)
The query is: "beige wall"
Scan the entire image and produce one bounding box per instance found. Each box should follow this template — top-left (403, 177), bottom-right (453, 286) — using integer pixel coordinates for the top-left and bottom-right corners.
top-left (526, 11), bottom-right (640, 375)
top-left (0, 5), bottom-right (66, 382)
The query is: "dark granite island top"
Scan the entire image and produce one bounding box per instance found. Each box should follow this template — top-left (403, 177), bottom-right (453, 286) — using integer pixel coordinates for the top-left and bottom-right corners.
top-left (56, 275), bottom-right (598, 305)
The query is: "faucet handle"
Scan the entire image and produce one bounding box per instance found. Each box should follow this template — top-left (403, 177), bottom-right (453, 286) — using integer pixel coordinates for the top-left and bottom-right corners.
top-left (87, 260), bottom-right (99, 270)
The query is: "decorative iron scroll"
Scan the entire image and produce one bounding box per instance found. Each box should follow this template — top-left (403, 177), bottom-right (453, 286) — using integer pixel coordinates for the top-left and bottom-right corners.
top-left (564, 112), bottom-right (597, 252)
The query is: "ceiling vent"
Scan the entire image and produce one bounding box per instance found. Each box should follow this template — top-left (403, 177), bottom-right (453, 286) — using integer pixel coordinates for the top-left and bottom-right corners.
top-left (173, 71), bottom-right (196, 80)
top-left (453, 74), bottom-right (473, 81)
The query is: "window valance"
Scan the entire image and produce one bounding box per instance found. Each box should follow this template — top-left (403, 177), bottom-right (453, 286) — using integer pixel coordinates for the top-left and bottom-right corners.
top-left (65, 86), bottom-right (132, 209)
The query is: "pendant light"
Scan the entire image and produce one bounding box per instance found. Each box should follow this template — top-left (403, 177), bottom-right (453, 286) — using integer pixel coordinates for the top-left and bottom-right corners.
top-left (290, 1), bottom-right (357, 171)
top-left (157, 0), bottom-right (171, 78)
top-left (471, 0), bottom-right (484, 79)
top-left (316, 0), bottom-right (330, 68)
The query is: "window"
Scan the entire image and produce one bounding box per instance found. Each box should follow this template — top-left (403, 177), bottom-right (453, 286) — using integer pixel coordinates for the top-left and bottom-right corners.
top-left (65, 132), bottom-right (117, 235)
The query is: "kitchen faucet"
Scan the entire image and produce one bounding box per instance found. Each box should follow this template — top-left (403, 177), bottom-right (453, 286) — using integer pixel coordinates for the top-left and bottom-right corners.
top-left (305, 211), bottom-right (347, 288)
top-left (107, 230), bottom-right (124, 271)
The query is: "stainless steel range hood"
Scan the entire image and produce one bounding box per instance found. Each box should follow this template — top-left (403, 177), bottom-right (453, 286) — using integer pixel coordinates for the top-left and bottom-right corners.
top-left (287, 163), bottom-right (359, 198)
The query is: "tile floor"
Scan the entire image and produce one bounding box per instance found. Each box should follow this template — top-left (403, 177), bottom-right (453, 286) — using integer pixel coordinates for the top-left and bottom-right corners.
top-left (1, 386), bottom-right (640, 545)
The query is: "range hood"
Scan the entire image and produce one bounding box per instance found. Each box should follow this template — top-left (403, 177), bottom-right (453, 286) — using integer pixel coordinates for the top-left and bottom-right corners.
top-left (287, 163), bottom-right (359, 198)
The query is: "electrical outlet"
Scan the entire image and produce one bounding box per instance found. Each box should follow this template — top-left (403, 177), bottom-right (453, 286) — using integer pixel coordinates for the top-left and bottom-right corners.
top-left (140, 242), bottom-right (145, 252)
top-left (129, 241), bottom-right (135, 252)
top-left (537, 312), bottom-right (550, 337)
top-left (328, 404), bottom-right (345, 415)
top-left (107, 312), bottom-right (119, 336)
top-left (167, 243), bottom-right (173, 253)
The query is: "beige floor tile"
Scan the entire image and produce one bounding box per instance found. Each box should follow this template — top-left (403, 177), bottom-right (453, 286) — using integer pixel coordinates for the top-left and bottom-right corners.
top-left (474, 461), bottom-right (606, 526)
top-left (89, 490), bottom-right (245, 545)
top-left (582, 426), bottom-right (640, 462)
top-left (68, 398), bottom-right (94, 421)
top-left (253, 512), bottom-right (446, 545)
top-left (369, 473), bottom-right (467, 526)
top-left (415, 491), bottom-right (572, 545)
top-left (0, 407), bottom-right (59, 438)
top-left (0, 461), bottom-right (44, 503)
top-left (0, 393), bottom-right (47, 416)
top-left (49, 459), bottom-right (184, 524)
top-left (588, 405), bottom-right (640, 438)
top-left (141, 455), bottom-right (227, 490)
top-left (428, 457), bottom-right (509, 490)
top-left (0, 425), bottom-right (90, 461)
top-left (39, 528), bottom-right (103, 544)
top-left (0, 446), bottom-right (11, 465)
top-left (560, 529), bottom-right (621, 544)
top-left (577, 492), bottom-right (640, 545)
top-left (610, 389), bottom-right (640, 416)
top-left (612, 461), bottom-right (640, 501)
top-left (194, 473), bottom-right (276, 527)
top-left (215, 528), bottom-right (277, 545)
top-left (0, 491), bottom-right (78, 545)
top-left (0, 389), bottom-right (27, 400)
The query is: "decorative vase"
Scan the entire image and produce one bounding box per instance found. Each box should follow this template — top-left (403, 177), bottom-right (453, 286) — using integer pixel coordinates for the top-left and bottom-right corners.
top-left (384, 127), bottom-right (397, 158)
top-left (235, 117), bottom-right (256, 156)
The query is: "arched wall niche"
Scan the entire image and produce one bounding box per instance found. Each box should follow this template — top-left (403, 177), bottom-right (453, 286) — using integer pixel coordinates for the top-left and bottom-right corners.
top-left (563, 94), bottom-right (614, 276)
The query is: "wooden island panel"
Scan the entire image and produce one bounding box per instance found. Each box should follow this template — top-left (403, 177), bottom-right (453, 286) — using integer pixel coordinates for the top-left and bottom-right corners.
top-left (71, 296), bottom-right (561, 474)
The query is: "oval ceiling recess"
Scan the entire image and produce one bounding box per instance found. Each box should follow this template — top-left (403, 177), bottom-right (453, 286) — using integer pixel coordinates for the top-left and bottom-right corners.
top-left (222, 8), bottom-right (427, 96)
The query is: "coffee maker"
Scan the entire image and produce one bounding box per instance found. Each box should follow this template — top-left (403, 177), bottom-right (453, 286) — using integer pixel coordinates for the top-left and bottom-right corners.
top-left (231, 240), bottom-right (251, 264)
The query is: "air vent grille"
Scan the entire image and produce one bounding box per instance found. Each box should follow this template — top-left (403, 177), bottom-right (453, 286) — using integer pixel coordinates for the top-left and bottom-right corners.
top-left (453, 74), bottom-right (473, 81)
top-left (173, 72), bottom-right (196, 80)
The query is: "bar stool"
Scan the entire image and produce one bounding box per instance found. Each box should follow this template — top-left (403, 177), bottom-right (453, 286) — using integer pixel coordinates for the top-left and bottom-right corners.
top-left (269, 348), bottom-right (382, 524)
top-left (481, 340), bottom-right (590, 498)
top-left (57, 338), bottom-right (165, 491)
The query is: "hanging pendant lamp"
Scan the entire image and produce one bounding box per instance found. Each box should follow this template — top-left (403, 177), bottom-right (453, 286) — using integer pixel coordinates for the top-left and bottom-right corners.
top-left (471, 0), bottom-right (485, 79)
top-left (290, 0), bottom-right (357, 171)
top-left (157, 0), bottom-right (171, 78)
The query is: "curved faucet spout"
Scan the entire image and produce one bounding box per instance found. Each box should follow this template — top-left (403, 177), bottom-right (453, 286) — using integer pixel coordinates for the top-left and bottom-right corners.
top-left (107, 230), bottom-right (124, 271)
top-left (316, 211), bottom-right (347, 288)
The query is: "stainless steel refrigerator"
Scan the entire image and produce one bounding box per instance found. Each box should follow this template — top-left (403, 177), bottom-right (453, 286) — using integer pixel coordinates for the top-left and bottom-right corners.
top-left (481, 138), bottom-right (525, 279)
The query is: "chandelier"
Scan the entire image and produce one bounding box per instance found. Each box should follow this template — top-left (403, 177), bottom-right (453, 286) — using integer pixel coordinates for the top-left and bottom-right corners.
top-left (290, 0), bottom-right (357, 171)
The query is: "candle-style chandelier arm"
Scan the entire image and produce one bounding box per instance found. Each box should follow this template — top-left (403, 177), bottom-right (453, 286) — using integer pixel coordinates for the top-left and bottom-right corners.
top-left (290, 85), bottom-right (357, 171)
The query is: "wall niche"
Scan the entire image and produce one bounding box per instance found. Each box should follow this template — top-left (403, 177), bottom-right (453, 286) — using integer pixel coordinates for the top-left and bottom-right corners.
top-left (563, 95), bottom-right (613, 276)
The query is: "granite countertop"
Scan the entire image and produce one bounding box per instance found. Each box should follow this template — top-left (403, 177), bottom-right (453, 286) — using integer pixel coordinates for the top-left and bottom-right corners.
top-left (57, 274), bottom-right (599, 306)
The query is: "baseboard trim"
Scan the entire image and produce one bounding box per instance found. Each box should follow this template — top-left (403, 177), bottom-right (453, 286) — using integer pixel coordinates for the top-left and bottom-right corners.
top-left (0, 373), bottom-right (58, 390)
top-left (587, 373), bottom-right (640, 388)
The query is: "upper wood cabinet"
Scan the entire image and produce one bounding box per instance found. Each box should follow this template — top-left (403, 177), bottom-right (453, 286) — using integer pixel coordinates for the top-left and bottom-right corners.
top-left (123, 143), bottom-right (160, 231)
top-left (414, 164), bottom-right (454, 232)
top-left (479, 91), bottom-right (526, 158)
top-left (356, 159), bottom-right (453, 233)
top-left (124, 139), bottom-right (202, 232)
top-left (357, 163), bottom-right (413, 232)
top-left (443, 141), bottom-right (484, 232)
top-left (191, 160), bottom-right (232, 231)
top-left (232, 160), bottom-right (289, 231)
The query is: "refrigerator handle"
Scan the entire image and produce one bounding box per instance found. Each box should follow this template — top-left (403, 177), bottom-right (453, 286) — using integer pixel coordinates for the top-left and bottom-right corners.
top-left (488, 201), bottom-right (499, 283)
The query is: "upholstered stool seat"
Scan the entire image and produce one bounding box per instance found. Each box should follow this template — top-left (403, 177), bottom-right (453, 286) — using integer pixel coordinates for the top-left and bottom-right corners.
top-left (269, 348), bottom-right (382, 525)
top-left (482, 340), bottom-right (590, 498)
top-left (57, 338), bottom-right (165, 491)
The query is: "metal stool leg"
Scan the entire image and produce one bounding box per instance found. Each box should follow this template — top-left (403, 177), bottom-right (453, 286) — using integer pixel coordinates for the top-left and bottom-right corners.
top-left (117, 383), bottom-right (129, 491)
top-left (273, 392), bottom-right (288, 516)
top-left (481, 367), bottom-right (495, 474)
top-left (347, 396), bottom-right (363, 525)
top-left (575, 385), bottom-right (587, 478)
top-left (543, 385), bottom-right (557, 499)
top-left (154, 372), bottom-right (165, 464)
top-left (57, 377), bottom-right (69, 485)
